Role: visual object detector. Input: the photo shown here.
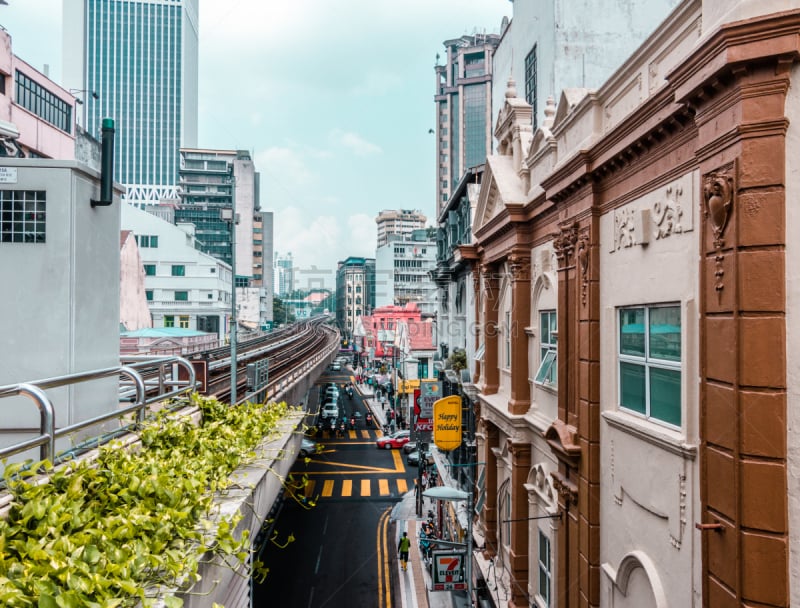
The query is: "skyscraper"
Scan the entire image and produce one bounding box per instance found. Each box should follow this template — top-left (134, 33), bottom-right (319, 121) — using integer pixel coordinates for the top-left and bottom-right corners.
top-left (434, 33), bottom-right (500, 218)
top-left (63, 0), bottom-right (199, 205)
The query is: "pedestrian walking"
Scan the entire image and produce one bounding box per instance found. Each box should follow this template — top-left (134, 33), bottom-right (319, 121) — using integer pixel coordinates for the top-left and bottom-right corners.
top-left (398, 531), bottom-right (411, 571)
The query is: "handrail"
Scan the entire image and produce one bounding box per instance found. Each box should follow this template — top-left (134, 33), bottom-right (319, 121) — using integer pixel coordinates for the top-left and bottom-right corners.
top-left (0, 357), bottom-right (196, 465)
top-left (0, 383), bottom-right (54, 462)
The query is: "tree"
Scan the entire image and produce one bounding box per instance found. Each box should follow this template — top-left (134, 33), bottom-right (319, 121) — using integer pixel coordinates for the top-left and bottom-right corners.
top-left (273, 297), bottom-right (296, 325)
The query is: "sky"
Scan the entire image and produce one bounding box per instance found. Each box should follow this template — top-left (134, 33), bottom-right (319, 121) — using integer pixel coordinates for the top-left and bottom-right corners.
top-left (0, 0), bottom-right (510, 289)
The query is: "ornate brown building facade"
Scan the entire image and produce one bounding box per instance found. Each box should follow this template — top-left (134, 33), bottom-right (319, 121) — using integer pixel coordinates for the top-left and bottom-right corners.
top-left (469, 2), bottom-right (799, 606)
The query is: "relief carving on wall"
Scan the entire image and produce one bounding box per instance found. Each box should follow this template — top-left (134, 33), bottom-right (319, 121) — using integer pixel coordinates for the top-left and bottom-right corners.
top-left (703, 164), bottom-right (735, 299)
top-left (653, 184), bottom-right (685, 239)
top-left (614, 207), bottom-right (637, 250)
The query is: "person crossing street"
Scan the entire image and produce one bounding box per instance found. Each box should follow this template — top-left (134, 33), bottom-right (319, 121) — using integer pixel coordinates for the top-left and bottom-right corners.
top-left (398, 531), bottom-right (411, 571)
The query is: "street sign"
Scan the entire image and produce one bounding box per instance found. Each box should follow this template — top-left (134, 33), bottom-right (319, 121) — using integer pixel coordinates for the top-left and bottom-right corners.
top-left (431, 551), bottom-right (466, 591)
top-left (433, 395), bottom-right (462, 451)
top-left (418, 381), bottom-right (441, 419)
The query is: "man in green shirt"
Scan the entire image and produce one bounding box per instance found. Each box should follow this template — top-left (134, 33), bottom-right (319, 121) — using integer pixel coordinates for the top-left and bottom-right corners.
top-left (398, 531), bottom-right (411, 571)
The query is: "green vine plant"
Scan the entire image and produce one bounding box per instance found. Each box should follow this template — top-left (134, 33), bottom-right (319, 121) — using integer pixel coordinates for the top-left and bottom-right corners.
top-left (0, 393), bottom-right (308, 608)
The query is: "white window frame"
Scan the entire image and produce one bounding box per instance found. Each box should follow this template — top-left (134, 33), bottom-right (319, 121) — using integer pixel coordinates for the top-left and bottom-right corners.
top-left (537, 529), bottom-right (551, 607)
top-left (534, 310), bottom-right (557, 386)
top-left (504, 310), bottom-right (512, 369)
top-left (618, 304), bottom-right (681, 428)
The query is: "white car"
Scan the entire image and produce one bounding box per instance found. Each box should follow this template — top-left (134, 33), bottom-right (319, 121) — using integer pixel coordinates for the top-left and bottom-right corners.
top-left (331, 362), bottom-right (341, 371)
top-left (320, 403), bottom-right (339, 420)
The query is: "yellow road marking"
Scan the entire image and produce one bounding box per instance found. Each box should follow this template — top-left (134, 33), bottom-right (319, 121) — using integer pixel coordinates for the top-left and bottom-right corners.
top-left (361, 430), bottom-right (371, 439)
top-left (304, 479), bottom-right (316, 497)
top-left (392, 449), bottom-right (404, 471)
top-left (348, 430), bottom-right (357, 439)
top-left (322, 479), bottom-right (334, 497)
top-left (342, 479), bottom-right (352, 497)
top-left (397, 478), bottom-right (408, 493)
top-left (361, 479), bottom-right (370, 496)
top-left (379, 479), bottom-right (390, 496)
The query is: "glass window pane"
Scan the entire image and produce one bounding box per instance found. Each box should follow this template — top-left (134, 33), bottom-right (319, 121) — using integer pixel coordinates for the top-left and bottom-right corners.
top-left (620, 362), bottom-right (646, 414)
top-left (540, 312), bottom-right (550, 344)
top-left (535, 350), bottom-right (556, 384)
top-left (649, 367), bottom-right (681, 425)
top-left (649, 306), bottom-right (681, 361)
top-left (619, 308), bottom-right (645, 356)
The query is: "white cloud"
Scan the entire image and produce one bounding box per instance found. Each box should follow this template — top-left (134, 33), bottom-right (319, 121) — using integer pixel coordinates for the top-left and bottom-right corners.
top-left (329, 129), bottom-right (382, 157)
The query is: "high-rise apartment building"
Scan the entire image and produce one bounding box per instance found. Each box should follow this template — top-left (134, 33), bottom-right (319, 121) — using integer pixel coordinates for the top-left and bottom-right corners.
top-left (434, 33), bottom-right (500, 217)
top-left (335, 257), bottom-right (376, 337)
top-left (176, 148), bottom-right (256, 285)
top-left (62, 0), bottom-right (199, 205)
top-left (375, 230), bottom-right (437, 314)
top-left (375, 209), bottom-right (427, 248)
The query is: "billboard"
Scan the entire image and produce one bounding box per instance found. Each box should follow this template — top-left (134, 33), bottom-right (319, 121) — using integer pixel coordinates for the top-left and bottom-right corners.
top-left (433, 395), bottom-right (462, 451)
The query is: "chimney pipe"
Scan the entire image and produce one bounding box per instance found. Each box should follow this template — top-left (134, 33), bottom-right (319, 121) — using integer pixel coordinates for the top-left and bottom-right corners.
top-left (92, 117), bottom-right (115, 207)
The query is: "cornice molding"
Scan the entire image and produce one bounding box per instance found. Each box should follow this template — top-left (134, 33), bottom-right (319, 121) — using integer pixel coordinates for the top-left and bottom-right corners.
top-left (668, 9), bottom-right (800, 106)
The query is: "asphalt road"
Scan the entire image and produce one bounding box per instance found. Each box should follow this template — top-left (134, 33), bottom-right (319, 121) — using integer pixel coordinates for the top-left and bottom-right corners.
top-left (253, 370), bottom-right (413, 608)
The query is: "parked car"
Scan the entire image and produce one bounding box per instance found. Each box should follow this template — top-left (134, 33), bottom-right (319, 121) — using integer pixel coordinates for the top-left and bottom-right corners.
top-left (406, 449), bottom-right (432, 467)
top-left (299, 438), bottom-right (317, 457)
top-left (402, 441), bottom-right (418, 454)
top-left (375, 429), bottom-right (410, 450)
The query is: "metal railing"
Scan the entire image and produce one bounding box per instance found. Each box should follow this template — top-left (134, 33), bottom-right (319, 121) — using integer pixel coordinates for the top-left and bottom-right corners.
top-left (0, 357), bottom-right (196, 464)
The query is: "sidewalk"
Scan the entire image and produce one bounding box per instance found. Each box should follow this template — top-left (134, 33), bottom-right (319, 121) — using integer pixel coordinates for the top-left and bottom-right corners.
top-left (353, 376), bottom-right (468, 608)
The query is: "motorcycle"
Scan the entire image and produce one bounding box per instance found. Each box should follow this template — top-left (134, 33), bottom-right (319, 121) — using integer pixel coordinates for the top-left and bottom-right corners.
top-left (366, 412), bottom-right (373, 426)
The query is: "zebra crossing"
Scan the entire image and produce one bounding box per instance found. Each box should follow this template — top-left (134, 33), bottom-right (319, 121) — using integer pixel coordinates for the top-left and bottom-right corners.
top-left (300, 476), bottom-right (410, 499)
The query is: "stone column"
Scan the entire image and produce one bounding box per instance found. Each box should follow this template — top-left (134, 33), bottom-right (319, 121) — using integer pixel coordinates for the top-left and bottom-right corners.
top-left (507, 439), bottom-right (532, 608)
top-left (508, 251), bottom-right (531, 414)
top-left (481, 264), bottom-right (500, 395)
top-left (664, 16), bottom-right (795, 606)
top-left (479, 419), bottom-right (499, 557)
top-left (472, 268), bottom-right (482, 383)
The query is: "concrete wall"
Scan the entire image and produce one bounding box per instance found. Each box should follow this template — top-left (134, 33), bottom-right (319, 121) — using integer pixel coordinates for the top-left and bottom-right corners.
top-left (0, 159), bottom-right (122, 452)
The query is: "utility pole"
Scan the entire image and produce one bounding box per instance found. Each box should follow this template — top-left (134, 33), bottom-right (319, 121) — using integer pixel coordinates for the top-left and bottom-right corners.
top-left (222, 163), bottom-right (238, 405)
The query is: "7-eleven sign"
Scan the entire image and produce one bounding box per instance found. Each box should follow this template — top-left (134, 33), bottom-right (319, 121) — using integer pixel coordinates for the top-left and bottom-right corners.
top-left (431, 551), bottom-right (466, 591)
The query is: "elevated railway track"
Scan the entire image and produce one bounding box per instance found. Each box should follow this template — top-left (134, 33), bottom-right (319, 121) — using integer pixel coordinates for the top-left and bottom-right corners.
top-left (0, 316), bottom-right (340, 466)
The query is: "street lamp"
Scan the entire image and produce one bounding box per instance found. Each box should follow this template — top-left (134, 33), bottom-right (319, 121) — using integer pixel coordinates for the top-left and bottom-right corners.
top-left (221, 164), bottom-right (238, 405)
top-left (422, 485), bottom-right (474, 606)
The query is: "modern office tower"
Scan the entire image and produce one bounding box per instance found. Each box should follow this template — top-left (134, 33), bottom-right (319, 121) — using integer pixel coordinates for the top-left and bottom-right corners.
top-left (375, 209), bottom-right (427, 248)
top-left (62, 0), bottom-right (199, 205)
top-left (259, 211), bottom-right (274, 323)
top-left (375, 230), bottom-right (437, 314)
top-left (335, 257), bottom-right (376, 337)
top-left (433, 32), bottom-right (500, 217)
top-left (275, 253), bottom-right (295, 297)
top-left (176, 148), bottom-right (256, 287)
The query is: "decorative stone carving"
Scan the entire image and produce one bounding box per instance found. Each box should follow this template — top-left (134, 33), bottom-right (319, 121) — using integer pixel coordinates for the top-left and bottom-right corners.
top-left (703, 168), bottom-right (734, 241)
top-left (614, 207), bottom-right (637, 250)
top-left (577, 231), bottom-right (590, 306)
top-left (653, 184), bottom-right (685, 239)
top-left (670, 474), bottom-right (687, 550)
top-left (509, 253), bottom-right (531, 282)
top-left (553, 223), bottom-right (578, 264)
top-left (703, 164), bottom-right (735, 298)
top-left (551, 473), bottom-right (578, 508)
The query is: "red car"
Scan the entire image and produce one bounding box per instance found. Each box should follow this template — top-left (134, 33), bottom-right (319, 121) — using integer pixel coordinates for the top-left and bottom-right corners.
top-left (375, 430), bottom-right (410, 449)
